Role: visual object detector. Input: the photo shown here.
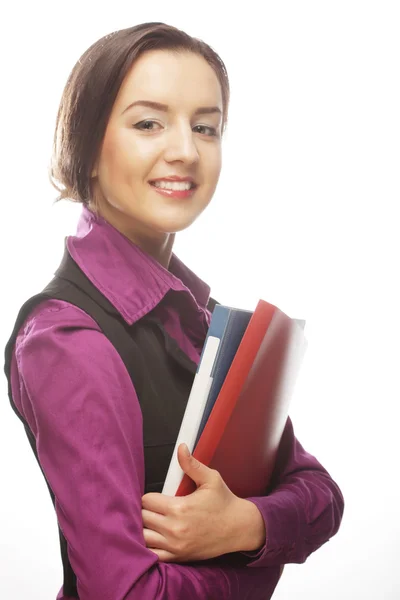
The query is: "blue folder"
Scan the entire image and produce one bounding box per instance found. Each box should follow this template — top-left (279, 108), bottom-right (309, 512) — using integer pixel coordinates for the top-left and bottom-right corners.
top-left (194, 305), bottom-right (253, 447)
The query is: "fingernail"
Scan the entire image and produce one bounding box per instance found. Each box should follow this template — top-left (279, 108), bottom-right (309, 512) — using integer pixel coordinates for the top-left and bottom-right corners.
top-left (183, 443), bottom-right (190, 457)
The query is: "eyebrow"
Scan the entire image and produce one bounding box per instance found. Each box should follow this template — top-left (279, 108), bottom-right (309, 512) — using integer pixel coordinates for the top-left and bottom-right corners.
top-left (122, 100), bottom-right (222, 117)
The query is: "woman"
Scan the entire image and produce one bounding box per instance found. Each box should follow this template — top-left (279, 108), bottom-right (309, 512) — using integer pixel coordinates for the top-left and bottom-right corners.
top-left (4, 22), bottom-right (344, 600)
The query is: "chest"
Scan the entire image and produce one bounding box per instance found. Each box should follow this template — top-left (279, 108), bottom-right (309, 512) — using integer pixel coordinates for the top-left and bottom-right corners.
top-left (127, 316), bottom-right (201, 493)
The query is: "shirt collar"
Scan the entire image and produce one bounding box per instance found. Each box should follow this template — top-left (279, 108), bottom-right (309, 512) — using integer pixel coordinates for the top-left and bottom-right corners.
top-left (66, 206), bottom-right (211, 325)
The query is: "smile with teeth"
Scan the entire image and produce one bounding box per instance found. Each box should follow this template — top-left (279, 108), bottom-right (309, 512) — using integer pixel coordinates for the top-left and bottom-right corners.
top-left (151, 180), bottom-right (195, 191)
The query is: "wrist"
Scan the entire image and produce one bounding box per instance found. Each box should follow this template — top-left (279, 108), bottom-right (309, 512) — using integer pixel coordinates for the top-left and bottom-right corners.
top-left (232, 498), bottom-right (266, 553)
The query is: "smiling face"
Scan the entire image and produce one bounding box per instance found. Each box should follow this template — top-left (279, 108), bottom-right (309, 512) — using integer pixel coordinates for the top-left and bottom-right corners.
top-left (90, 49), bottom-right (223, 250)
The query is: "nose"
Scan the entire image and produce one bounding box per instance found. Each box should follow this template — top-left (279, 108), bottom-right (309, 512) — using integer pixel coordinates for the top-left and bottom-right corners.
top-left (163, 123), bottom-right (200, 165)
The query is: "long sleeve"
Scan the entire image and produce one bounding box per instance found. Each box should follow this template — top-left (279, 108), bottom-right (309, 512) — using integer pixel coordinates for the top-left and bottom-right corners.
top-left (10, 300), bottom-right (281, 600)
top-left (243, 416), bottom-right (345, 568)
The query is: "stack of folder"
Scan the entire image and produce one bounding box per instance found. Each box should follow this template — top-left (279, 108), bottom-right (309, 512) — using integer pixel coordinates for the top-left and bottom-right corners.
top-left (162, 300), bottom-right (307, 497)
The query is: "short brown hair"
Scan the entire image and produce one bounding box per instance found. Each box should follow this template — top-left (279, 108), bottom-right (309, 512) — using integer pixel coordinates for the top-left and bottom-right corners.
top-left (50, 22), bottom-right (230, 206)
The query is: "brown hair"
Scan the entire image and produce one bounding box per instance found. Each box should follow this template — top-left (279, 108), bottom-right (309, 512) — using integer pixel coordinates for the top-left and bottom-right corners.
top-left (50, 22), bottom-right (230, 206)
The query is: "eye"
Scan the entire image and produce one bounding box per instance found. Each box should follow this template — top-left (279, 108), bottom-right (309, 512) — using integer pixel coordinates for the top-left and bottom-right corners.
top-left (193, 125), bottom-right (218, 136)
top-left (133, 120), bottom-right (161, 131)
top-left (133, 120), bottom-right (218, 136)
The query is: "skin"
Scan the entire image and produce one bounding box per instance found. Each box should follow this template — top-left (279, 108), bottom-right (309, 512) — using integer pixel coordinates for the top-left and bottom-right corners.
top-left (90, 49), bottom-right (266, 562)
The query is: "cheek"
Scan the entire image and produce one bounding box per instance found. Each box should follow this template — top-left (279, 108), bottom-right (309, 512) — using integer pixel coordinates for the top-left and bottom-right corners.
top-left (206, 150), bottom-right (222, 185)
top-left (99, 130), bottom-right (136, 182)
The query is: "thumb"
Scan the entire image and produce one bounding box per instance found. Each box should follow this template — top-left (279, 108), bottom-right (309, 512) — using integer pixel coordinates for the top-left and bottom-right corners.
top-left (177, 443), bottom-right (213, 488)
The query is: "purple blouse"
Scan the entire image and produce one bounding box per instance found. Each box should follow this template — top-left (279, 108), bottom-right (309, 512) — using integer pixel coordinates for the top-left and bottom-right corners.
top-left (9, 206), bottom-right (344, 599)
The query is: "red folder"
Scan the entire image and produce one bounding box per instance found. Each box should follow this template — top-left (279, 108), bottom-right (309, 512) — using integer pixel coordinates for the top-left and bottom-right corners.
top-left (176, 300), bottom-right (306, 497)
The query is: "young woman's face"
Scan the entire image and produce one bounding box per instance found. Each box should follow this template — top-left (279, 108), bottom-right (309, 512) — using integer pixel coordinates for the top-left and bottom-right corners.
top-left (91, 50), bottom-right (223, 243)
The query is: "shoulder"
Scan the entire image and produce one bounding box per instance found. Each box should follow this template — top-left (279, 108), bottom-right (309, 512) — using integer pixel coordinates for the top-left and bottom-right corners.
top-left (19, 297), bottom-right (101, 334)
top-left (13, 297), bottom-right (128, 394)
top-left (13, 297), bottom-right (141, 434)
top-left (15, 298), bottom-right (102, 354)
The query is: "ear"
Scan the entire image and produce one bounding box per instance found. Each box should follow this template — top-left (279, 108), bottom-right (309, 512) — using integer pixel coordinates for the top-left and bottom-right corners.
top-left (91, 158), bottom-right (99, 178)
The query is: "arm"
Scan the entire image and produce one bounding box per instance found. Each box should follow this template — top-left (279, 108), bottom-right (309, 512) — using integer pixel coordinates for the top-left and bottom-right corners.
top-left (241, 416), bottom-right (345, 567)
top-left (11, 300), bottom-right (280, 600)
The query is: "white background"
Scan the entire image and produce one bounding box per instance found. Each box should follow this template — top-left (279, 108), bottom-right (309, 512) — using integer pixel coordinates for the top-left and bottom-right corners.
top-left (1, 1), bottom-right (399, 598)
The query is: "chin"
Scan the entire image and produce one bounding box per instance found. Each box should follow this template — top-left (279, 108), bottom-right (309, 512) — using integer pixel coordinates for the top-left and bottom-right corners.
top-left (149, 212), bottom-right (201, 235)
top-left (152, 220), bottom-right (196, 235)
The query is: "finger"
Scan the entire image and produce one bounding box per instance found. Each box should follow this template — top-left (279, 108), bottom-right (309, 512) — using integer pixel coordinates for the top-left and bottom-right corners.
top-left (141, 509), bottom-right (167, 534)
top-left (149, 548), bottom-right (177, 563)
top-left (143, 527), bottom-right (168, 550)
top-left (142, 492), bottom-right (173, 514)
top-left (177, 443), bottom-right (218, 488)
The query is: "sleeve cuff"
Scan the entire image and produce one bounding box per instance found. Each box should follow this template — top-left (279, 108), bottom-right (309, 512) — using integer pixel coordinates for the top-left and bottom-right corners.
top-left (238, 494), bottom-right (304, 568)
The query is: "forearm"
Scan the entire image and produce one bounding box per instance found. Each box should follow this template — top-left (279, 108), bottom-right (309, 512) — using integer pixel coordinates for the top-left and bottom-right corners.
top-left (157, 561), bottom-right (281, 600)
top-left (242, 418), bottom-right (345, 567)
top-left (225, 418), bottom-right (344, 567)
top-left (245, 468), bottom-right (344, 567)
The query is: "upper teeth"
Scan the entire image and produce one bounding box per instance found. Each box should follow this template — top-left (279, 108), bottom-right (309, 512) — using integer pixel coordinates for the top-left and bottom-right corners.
top-left (152, 181), bottom-right (193, 190)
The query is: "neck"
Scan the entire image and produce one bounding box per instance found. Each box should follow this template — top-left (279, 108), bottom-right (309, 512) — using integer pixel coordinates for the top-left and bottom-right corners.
top-left (89, 199), bottom-right (176, 269)
top-left (139, 232), bottom-right (175, 269)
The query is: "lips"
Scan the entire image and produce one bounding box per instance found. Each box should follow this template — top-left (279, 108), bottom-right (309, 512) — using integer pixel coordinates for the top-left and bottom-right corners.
top-left (149, 177), bottom-right (197, 186)
top-left (149, 181), bottom-right (197, 189)
top-left (149, 182), bottom-right (197, 199)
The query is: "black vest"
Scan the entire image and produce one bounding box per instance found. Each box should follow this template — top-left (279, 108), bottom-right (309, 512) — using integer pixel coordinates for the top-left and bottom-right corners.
top-left (4, 245), bottom-right (218, 599)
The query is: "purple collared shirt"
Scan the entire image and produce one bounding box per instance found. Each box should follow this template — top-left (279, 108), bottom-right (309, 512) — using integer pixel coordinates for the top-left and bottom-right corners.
top-left (10, 206), bottom-right (344, 600)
